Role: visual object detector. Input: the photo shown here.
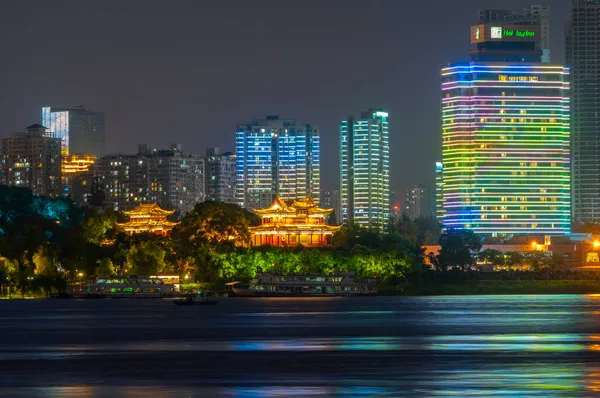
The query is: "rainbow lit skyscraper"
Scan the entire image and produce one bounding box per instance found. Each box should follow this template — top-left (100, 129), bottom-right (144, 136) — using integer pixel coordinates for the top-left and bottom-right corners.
top-left (440, 24), bottom-right (570, 236)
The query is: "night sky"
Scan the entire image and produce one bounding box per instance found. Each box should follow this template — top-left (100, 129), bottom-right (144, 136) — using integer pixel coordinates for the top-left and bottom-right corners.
top-left (0, 0), bottom-right (570, 202)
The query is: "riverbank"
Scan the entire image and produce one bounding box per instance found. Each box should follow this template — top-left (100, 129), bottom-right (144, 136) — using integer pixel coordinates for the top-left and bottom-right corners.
top-left (391, 280), bottom-right (600, 295)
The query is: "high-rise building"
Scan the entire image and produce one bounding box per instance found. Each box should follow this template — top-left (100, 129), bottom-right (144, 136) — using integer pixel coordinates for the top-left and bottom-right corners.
top-left (41, 106), bottom-right (105, 157)
top-left (403, 184), bottom-right (430, 220)
top-left (321, 189), bottom-right (341, 224)
top-left (0, 124), bottom-right (62, 197)
top-left (204, 147), bottom-right (236, 203)
top-left (435, 161), bottom-right (444, 222)
top-left (95, 144), bottom-right (204, 213)
top-left (440, 24), bottom-right (570, 236)
top-left (478, 5), bottom-right (551, 62)
top-left (340, 109), bottom-right (391, 231)
top-left (567, 0), bottom-right (600, 223)
top-left (62, 154), bottom-right (96, 204)
top-left (235, 116), bottom-right (320, 209)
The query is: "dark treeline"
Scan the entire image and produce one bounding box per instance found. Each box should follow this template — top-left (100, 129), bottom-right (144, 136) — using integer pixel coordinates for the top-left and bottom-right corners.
top-left (0, 186), bottom-right (444, 296)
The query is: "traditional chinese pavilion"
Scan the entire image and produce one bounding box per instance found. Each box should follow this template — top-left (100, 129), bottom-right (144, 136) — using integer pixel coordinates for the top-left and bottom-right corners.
top-left (249, 195), bottom-right (341, 247)
top-left (117, 203), bottom-right (179, 236)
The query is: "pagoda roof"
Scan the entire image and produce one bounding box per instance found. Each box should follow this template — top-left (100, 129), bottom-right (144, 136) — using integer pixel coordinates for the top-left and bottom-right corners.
top-left (249, 224), bottom-right (341, 233)
top-left (254, 195), bottom-right (334, 216)
top-left (122, 203), bottom-right (176, 217)
top-left (117, 220), bottom-right (179, 228)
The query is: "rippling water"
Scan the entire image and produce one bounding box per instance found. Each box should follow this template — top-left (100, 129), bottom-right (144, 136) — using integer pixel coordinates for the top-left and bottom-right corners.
top-left (2, 295), bottom-right (600, 397)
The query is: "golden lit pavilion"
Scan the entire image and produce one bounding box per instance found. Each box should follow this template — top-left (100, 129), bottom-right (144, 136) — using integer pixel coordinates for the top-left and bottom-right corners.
top-left (117, 203), bottom-right (179, 236)
top-left (249, 195), bottom-right (341, 247)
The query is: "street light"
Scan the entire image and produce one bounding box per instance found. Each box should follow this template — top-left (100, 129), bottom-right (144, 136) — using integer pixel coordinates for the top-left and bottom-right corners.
top-left (594, 240), bottom-right (600, 249)
top-left (78, 272), bottom-right (84, 277)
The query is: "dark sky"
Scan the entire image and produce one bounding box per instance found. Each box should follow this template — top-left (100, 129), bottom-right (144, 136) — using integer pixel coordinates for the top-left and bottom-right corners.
top-left (0, 0), bottom-right (570, 202)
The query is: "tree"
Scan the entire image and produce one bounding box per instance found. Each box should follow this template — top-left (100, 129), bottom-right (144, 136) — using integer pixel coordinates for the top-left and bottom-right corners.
top-left (126, 241), bottom-right (167, 275)
top-left (504, 251), bottom-right (524, 271)
top-left (526, 252), bottom-right (546, 272)
top-left (33, 245), bottom-right (57, 276)
top-left (479, 249), bottom-right (505, 267)
top-left (544, 253), bottom-right (565, 271)
top-left (82, 209), bottom-right (117, 245)
top-left (96, 258), bottom-right (116, 276)
top-left (437, 229), bottom-right (482, 272)
top-left (173, 201), bottom-right (256, 249)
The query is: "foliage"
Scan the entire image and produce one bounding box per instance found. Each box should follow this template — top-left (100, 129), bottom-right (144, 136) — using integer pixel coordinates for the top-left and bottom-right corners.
top-left (82, 209), bottom-right (117, 245)
top-left (125, 241), bottom-right (167, 275)
top-left (435, 229), bottom-right (482, 272)
top-left (479, 249), bottom-right (505, 266)
top-left (33, 245), bottom-right (57, 276)
top-left (173, 201), bottom-right (257, 249)
top-left (97, 258), bottom-right (116, 276)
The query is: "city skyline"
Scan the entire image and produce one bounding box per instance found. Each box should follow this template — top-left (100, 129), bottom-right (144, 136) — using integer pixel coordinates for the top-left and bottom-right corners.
top-left (0, 0), bottom-right (571, 198)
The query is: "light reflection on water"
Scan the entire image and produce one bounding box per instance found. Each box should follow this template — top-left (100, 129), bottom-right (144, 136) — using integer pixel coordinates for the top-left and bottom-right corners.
top-left (4, 333), bottom-right (600, 355)
top-left (2, 295), bottom-right (600, 396)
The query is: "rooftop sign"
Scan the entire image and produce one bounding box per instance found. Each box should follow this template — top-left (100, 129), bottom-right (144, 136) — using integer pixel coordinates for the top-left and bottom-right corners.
top-left (471, 24), bottom-right (539, 44)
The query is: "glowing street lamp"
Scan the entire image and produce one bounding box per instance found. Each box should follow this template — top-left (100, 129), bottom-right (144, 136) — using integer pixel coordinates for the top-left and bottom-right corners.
top-left (593, 240), bottom-right (600, 249)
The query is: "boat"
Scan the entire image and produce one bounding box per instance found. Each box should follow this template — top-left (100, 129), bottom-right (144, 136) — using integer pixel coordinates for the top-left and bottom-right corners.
top-left (78, 275), bottom-right (177, 298)
top-left (172, 293), bottom-right (218, 306)
top-left (227, 272), bottom-right (377, 297)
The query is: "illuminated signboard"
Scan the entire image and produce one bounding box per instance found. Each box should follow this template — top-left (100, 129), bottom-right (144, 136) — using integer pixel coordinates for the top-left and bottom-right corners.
top-left (471, 24), bottom-right (539, 44)
top-left (491, 27), bottom-right (502, 39)
top-left (498, 75), bottom-right (539, 82)
top-left (498, 28), bottom-right (535, 39)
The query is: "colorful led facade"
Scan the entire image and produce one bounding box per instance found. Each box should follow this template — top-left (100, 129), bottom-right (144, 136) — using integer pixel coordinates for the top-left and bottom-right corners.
top-left (249, 195), bottom-right (340, 247)
top-left (235, 116), bottom-right (320, 209)
top-left (441, 63), bottom-right (570, 235)
top-left (340, 109), bottom-right (391, 231)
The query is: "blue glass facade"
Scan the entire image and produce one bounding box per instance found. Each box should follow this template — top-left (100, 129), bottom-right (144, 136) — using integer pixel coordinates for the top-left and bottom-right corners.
top-left (235, 116), bottom-right (320, 209)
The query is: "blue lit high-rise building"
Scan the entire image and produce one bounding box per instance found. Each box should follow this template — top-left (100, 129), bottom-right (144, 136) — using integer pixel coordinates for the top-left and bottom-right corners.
top-left (235, 116), bottom-right (320, 209)
top-left (41, 106), bottom-right (105, 157)
top-left (340, 109), bottom-right (391, 231)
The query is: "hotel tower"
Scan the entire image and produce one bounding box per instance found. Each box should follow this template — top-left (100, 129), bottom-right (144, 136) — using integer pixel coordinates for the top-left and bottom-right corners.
top-left (440, 23), bottom-right (570, 235)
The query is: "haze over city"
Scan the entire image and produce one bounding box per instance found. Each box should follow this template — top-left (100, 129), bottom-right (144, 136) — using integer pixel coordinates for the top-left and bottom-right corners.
top-left (0, 0), bottom-right (570, 197)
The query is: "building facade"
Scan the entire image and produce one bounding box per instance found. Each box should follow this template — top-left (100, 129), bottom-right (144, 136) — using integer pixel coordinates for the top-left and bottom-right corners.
top-left (435, 161), bottom-right (444, 222)
top-left (95, 144), bottom-right (204, 213)
top-left (0, 124), bottom-right (62, 197)
top-left (321, 189), bottom-right (341, 225)
top-left (62, 154), bottom-right (96, 204)
top-left (478, 5), bottom-right (551, 62)
top-left (567, 0), bottom-right (600, 223)
top-left (41, 106), bottom-right (105, 157)
top-left (204, 147), bottom-right (236, 203)
top-left (403, 184), bottom-right (430, 220)
top-left (235, 116), bottom-right (320, 209)
top-left (340, 109), bottom-right (391, 231)
top-left (441, 24), bottom-right (570, 235)
top-left (249, 196), bottom-right (340, 247)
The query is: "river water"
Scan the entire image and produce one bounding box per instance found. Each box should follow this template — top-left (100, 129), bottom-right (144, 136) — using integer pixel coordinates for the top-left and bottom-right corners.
top-left (1, 295), bottom-right (600, 397)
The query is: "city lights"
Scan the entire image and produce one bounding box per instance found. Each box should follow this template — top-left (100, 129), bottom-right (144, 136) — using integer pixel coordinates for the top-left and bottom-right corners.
top-left (441, 63), bottom-right (570, 235)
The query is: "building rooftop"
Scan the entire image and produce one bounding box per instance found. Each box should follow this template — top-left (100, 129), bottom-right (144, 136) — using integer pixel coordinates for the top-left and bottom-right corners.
top-left (26, 124), bottom-right (48, 130)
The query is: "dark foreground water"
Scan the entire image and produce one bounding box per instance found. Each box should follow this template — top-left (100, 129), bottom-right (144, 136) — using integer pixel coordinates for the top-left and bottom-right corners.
top-left (2, 296), bottom-right (600, 397)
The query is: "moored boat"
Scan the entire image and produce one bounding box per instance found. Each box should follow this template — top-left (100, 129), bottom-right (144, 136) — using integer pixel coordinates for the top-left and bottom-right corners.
top-left (172, 293), bottom-right (218, 306)
top-left (228, 272), bottom-right (376, 297)
top-left (78, 275), bottom-right (176, 298)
